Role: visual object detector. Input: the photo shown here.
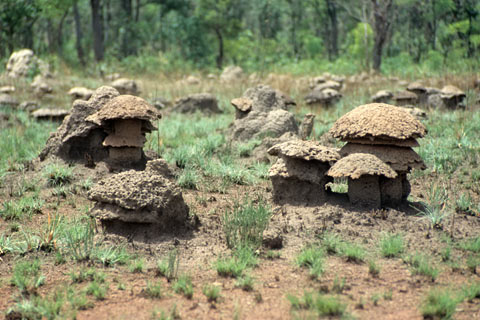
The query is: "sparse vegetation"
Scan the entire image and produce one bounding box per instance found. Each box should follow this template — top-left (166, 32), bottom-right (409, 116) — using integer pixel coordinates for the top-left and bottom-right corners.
top-left (144, 281), bottom-right (164, 299)
top-left (404, 253), bottom-right (439, 282)
top-left (421, 289), bottom-right (458, 320)
top-left (173, 275), bottom-right (194, 299)
top-left (296, 245), bottom-right (325, 279)
top-left (288, 291), bottom-right (347, 317)
top-left (203, 284), bottom-right (221, 302)
top-left (380, 233), bottom-right (404, 258)
top-left (156, 249), bottom-right (180, 281)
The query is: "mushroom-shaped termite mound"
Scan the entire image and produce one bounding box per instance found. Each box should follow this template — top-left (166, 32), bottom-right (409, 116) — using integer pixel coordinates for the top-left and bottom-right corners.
top-left (393, 90), bottom-right (418, 106)
top-left (39, 86), bottom-right (120, 164)
top-left (88, 159), bottom-right (189, 238)
top-left (407, 81), bottom-right (428, 104)
top-left (329, 103), bottom-right (426, 146)
top-left (86, 95), bottom-right (161, 167)
top-left (268, 140), bottom-right (340, 205)
top-left (328, 153), bottom-right (397, 208)
top-left (440, 85), bottom-right (466, 109)
top-left (329, 103), bottom-right (427, 207)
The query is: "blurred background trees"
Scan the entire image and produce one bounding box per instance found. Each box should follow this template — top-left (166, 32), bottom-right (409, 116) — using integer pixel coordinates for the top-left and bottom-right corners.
top-left (0, 0), bottom-right (478, 74)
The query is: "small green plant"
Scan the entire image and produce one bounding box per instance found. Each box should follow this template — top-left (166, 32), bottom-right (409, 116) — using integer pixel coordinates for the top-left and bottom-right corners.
top-left (404, 253), bottom-right (439, 281)
top-left (70, 268), bottom-right (104, 284)
top-left (144, 281), bottom-right (164, 299)
top-left (235, 274), bottom-right (254, 291)
top-left (466, 254), bottom-right (479, 274)
top-left (177, 166), bottom-right (200, 189)
top-left (459, 237), bottom-right (480, 253)
top-left (173, 275), bottom-right (193, 299)
top-left (94, 245), bottom-right (130, 266)
top-left (129, 258), bottom-right (145, 273)
top-left (222, 195), bottom-right (271, 249)
top-left (460, 282), bottom-right (480, 302)
top-left (380, 233), bottom-right (404, 258)
top-left (44, 163), bottom-right (74, 187)
top-left (60, 217), bottom-right (95, 261)
top-left (441, 246), bottom-right (452, 262)
top-left (296, 246), bottom-right (325, 279)
top-left (265, 250), bottom-right (281, 260)
top-left (215, 246), bottom-right (258, 278)
top-left (287, 291), bottom-right (347, 317)
top-left (319, 231), bottom-right (342, 255)
top-left (156, 249), bottom-right (180, 281)
top-left (11, 259), bottom-right (45, 295)
top-left (0, 196), bottom-right (44, 220)
top-left (421, 289), bottom-right (458, 320)
top-left (86, 280), bottom-right (108, 300)
top-left (371, 293), bottom-right (381, 306)
top-left (341, 242), bottom-right (366, 263)
top-left (368, 260), bottom-right (380, 278)
top-left (383, 289), bottom-right (393, 300)
top-left (416, 182), bottom-right (450, 229)
top-left (455, 192), bottom-right (473, 214)
top-left (332, 276), bottom-right (346, 294)
top-left (203, 284), bottom-right (221, 302)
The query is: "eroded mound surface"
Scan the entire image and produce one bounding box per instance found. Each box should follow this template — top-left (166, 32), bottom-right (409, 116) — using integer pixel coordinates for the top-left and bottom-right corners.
top-left (340, 143), bottom-right (425, 172)
top-left (88, 160), bottom-right (188, 225)
top-left (328, 153), bottom-right (397, 179)
top-left (330, 103), bottom-right (427, 141)
top-left (268, 140), bottom-right (340, 162)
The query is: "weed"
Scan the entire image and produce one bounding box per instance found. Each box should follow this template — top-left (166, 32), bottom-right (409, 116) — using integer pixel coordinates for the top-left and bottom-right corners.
top-left (173, 275), bottom-right (194, 299)
top-left (80, 178), bottom-right (93, 191)
top-left (43, 163), bottom-right (74, 187)
top-left (265, 250), bottom-right (281, 260)
top-left (319, 231), bottom-right (342, 255)
top-left (441, 246), bottom-right (452, 262)
top-left (421, 289), bottom-right (458, 320)
top-left (129, 258), bottom-right (145, 273)
top-left (368, 260), bottom-right (381, 278)
top-left (371, 293), bottom-right (381, 306)
top-left (94, 245), bottom-right (130, 266)
top-left (70, 268), bottom-right (104, 283)
top-left (222, 195), bottom-right (271, 249)
top-left (296, 246), bottom-right (325, 279)
top-left (332, 276), bottom-right (346, 294)
top-left (156, 249), bottom-right (180, 281)
top-left (203, 284), bottom-right (221, 302)
top-left (288, 291), bottom-right (347, 317)
top-left (7, 290), bottom-right (64, 320)
top-left (341, 242), bottom-right (366, 263)
top-left (177, 166), bottom-right (200, 189)
top-left (67, 287), bottom-right (93, 311)
top-left (144, 281), bottom-right (164, 299)
top-left (215, 256), bottom-right (248, 278)
top-left (380, 233), bottom-right (404, 258)
top-left (466, 255), bottom-right (479, 274)
top-left (383, 289), bottom-right (393, 300)
top-left (456, 192), bottom-right (473, 214)
top-left (11, 259), bottom-right (45, 296)
top-left (404, 253), bottom-right (439, 281)
top-left (0, 196), bottom-right (44, 220)
top-left (416, 182), bottom-right (450, 229)
top-left (151, 304), bottom-right (180, 320)
top-left (459, 237), bottom-right (480, 253)
top-left (235, 274), bottom-right (254, 291)
top-left (60, 217), bottom-right (95, 261)
top-left (86, 280), bottom-right (108, 300)
top-left (460, 282), bottom-right (480, 302)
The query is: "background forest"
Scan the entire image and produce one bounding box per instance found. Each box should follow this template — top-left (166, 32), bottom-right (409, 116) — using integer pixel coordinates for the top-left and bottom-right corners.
top-left (1, 0), bottom-right (480, 76)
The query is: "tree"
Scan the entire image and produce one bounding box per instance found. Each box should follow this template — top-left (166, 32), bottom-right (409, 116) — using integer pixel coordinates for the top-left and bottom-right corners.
top-left (196, 0), bottom-right (244, 69)
top-left (90, 0), bottom-right (105, 61)
top-left (371, 0), bottom-right (393, 71)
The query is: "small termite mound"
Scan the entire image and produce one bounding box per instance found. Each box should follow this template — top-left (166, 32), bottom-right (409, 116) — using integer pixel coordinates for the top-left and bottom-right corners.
top-left (329, 103), bottom-right (427, 208)
top-left (268, 140), bottom-right (340, 205)
top-left (86, 94), bottom-right (161, 168)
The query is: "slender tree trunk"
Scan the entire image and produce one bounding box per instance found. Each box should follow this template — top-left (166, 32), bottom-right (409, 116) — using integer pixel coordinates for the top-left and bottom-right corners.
top-left (215, 28), bottom-right (224, 69)
top-left (47, 19), bottom-right (55, 53)
top-left (362, 3), bottom-right (369, 69)
top-left (121, 0), bottom-right (133, 57)
top-left (135, 0), bottom-right (141, 22)
top-left (431, 0), bottom-right (437, 50)
top-left (90, 0), bottom-right (104, 62)
top-left (326, 0), bottom-right (338, 60)
top-left (371, 0), bottom-right (393, 72)
top-left (73, 1), bottom-right (85, 65)
top-left (56, 9), bottom-right (69, 57)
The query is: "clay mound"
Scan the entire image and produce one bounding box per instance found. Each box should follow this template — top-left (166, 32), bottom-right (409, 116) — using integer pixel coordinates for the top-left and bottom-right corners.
top-left (371, 90), bottom-right (393, 103)
top-left (328, 153), bottom-right (397, 179)
top-left (344, 137), bottom-right (419, 147)
top-left (86, 95), bottom-right (160, 126)
top-left (243, 85), bottom-right (292, 113)
top-left (407, 81), bottom-right (426, 92)
top-left (393, 90), bottom-right (418, 102)
top-left (440, 85), bottom-right (465, 98)
top-left (340, 143), bottom-right (426, 172)
top-left (0, 94), bottom-right (19, 107)
top-left (329, 103), bottom-right (426, 142)
top-left (231, 109), bottom-right (298, 142)
top-left (88, 159), bottom-right (188, 225)
top-left (32, 108), bottom-right (69, 120)
top-left (305, 88), bottom-right (341, 105)
top-left (39, 86), bottom-right (120, 162)
top-left (68, 87), bottom-right (93, 100)
top-left (231, 97), bottom-right (252, 112)
top-left (173, 93), bottom-right (221, 114)
top-left (6, 49), bottom-right (50, 78)
top-left (268, 140), bottom-right (340, 162)
top-left (111, 78), bottom-right (140, 95)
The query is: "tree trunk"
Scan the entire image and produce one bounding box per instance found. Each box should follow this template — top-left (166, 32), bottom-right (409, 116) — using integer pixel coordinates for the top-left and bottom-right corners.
top-left (90, 0), bottom-right (104, 62)
top-left (215, 28), bottom-right (224, 69)
top-left (371, 0), bottom-right (393, 72)
top-left (121, 0), bottom-right (133, 57)
top-left (431, 0), bottom-right (437, 50)
top-left (56, 9), bottom-right (70, 57)
top-left (47, 19), bottom-right (55, 53)
top-left (325, 0), bottom-right (338, 60)
top-left (135, 0), bottom-right (141, 22)
top-left (73, 1), bottom-right (85, 65)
